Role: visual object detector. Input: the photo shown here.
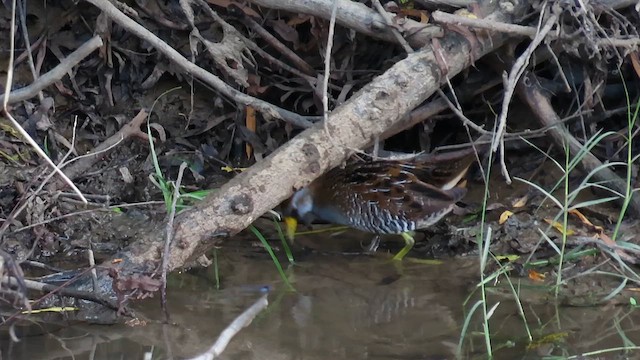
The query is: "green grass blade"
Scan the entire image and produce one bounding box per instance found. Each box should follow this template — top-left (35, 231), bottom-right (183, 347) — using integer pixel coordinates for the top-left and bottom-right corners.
top-left (272, 218), bottom-right (295, 264)
top-left (249, 225), bottom-right (295, 291)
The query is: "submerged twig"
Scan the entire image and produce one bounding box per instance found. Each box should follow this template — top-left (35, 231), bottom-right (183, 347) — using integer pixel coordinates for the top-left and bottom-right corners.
top-left (0, 268), bottom-right (127, 325)
top-left (188, 294), bottom-right (269, 360)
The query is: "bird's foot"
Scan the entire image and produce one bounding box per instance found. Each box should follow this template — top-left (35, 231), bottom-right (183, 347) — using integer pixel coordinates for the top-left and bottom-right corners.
top-left (392, 232), bottom-right (416, 261)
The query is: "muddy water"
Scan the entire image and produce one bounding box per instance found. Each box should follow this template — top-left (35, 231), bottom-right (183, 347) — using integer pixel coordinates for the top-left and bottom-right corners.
top-left (2, 236), bottom-right (640, 360)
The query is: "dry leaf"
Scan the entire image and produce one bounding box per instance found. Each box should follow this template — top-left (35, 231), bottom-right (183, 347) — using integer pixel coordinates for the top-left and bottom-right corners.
top-left (512, 194), bottom-right (529, 208)
top-left (569, 209), bottom-right (603, 233)
top-left (495, 254), bottom-right (520, 261)
top-left (245, 106), bottom-right (256, 159)
top-left (499, 210), bottom-right (514, 224)
top-left (544, 218), bottom-right (575, 236)
top-left (528, 269), bottom-right (546, 282)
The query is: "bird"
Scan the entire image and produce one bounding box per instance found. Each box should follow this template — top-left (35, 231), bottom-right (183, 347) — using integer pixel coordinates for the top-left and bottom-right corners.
top-left (283, 145), bottom-right (483, 261)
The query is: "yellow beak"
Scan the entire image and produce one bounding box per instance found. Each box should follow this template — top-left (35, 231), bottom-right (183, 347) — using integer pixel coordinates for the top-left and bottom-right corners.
top-left (284, 216), bottom-right (298, 242)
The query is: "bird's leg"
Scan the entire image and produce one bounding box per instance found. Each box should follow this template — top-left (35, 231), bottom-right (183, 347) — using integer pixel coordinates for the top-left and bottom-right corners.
top-left (363, 235), bottom-right (381, 253)
top-left (392, 232), bottom-right (415, 261)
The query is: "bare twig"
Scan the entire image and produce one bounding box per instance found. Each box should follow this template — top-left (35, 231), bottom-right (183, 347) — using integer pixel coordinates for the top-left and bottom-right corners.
top-left (21, 260), bottom-right (64, 273)
top-left (188, 294), bottom-right (269, 360)
top-left (436, 89), bottom-right (489, 134)
top-left (322, 0), bottom-right (339, 126)
top-left (161, 163), bottom-right (187, 322)
top-left (0, 35), bottom-right (103, 104)
top-left (381, 75), bottom-right (503, 139)
top-left (1, 272), bottom-right (123, 315)
top-left (432, 10), bottom-right (551, 39)
top-left (371, 0), bottom-right (414, 53)
top-left (14, 34), bottom-right (45, 66)
top-left (17, 0), bottom-right (43, 102)
top-left (493, 13), bottom-right (557, 183)
top-left (50, 109), bottom-right (149, 189)
top-left (433, 9), bottom-right (640, 49)
top-left (87, 245), bottom-right (99, 292)
top-left (241, 15), bottom-right (315, 76)
top-left (247, 0), bottom-right (442, 47)
top-left (0, 249), bottom-right (29, 310)
top-left (597, 37), bottom-right (640, 47)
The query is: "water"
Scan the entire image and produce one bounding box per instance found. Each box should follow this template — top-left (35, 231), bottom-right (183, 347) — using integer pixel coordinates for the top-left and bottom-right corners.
top-left (2, 237), bottom-right (640, 359)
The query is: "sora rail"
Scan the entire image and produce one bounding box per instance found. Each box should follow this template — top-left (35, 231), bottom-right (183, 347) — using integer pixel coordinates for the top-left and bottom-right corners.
top-left (284, 146), bottom-right (481, 260)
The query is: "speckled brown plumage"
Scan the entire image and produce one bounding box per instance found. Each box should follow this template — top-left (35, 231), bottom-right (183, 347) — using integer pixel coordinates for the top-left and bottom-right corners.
top-left (301, 159), bottom-right (471, 234)
top-left (283, 146), bottom-right (482, 260)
